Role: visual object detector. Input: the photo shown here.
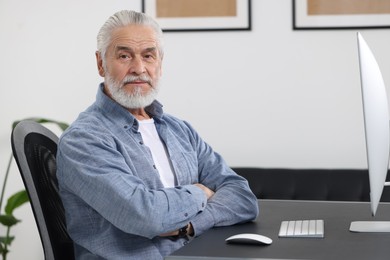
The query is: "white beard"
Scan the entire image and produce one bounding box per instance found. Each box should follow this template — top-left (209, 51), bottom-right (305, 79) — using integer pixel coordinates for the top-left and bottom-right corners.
top-left (105, 74), bottom-right (159, 109)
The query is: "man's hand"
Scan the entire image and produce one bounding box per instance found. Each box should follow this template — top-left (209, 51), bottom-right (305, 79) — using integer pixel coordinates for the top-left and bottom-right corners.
top-left (194, 183), bottom-right (215, 199)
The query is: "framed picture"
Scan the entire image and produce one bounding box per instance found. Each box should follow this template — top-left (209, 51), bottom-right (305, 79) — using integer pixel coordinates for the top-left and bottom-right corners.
top-left (293, 0), bottom-right (390, 30)
top-left (142, 0), bottom-right (251, 32)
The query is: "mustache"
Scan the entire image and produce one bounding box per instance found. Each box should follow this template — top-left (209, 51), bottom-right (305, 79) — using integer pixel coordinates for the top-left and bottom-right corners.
top-left (122, 75), bottom-right (152, 86)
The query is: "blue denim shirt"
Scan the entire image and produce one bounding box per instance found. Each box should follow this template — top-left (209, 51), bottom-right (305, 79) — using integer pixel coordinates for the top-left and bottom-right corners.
top-left (56, 84), bottom-right (259, 260)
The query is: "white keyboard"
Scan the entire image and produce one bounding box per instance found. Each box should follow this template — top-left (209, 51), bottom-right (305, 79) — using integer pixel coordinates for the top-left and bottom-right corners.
top-left (279, 219), bottom-right (324, 238)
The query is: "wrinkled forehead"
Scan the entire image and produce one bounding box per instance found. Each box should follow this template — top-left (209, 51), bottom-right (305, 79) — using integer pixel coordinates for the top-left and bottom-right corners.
top-left (108, 25), bottom-right (160, 54)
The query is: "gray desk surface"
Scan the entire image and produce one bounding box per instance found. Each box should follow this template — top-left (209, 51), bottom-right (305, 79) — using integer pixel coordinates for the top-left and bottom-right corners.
top-left (166, 200), bottom-right (390, 260)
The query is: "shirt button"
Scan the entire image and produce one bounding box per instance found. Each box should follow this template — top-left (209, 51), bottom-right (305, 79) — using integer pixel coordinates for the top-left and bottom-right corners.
top-left (184, 213), bottom-right (188, 217)
top-left (139, 141), bottom-right (144, 145)
top-left (202, 203), bottom-right (205, 208)
top-left (153, 165), bottom-right (157, 169)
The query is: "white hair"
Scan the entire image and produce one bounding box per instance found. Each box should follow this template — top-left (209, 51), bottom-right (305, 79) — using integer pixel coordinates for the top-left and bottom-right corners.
top-left (97, 10), bottom-right (164, 62)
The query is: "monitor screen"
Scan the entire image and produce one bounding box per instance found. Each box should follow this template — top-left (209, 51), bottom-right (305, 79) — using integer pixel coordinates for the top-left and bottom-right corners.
top-left (357, 32), bottom-right (390, 216)
top-left (350, 33), bottom-right (390, 233)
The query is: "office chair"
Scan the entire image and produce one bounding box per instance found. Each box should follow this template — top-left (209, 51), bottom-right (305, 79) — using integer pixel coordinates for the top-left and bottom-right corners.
top-left (11, 120), bottom-right (75, 260)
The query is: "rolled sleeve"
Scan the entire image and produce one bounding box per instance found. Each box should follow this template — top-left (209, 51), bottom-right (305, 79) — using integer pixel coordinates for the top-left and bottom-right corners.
top-left (161, 185), bottom-right (207, 230)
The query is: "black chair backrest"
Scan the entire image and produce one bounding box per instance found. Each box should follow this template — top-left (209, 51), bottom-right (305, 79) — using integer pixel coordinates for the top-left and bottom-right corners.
top-left (11, 120), bottom-right (74, 260)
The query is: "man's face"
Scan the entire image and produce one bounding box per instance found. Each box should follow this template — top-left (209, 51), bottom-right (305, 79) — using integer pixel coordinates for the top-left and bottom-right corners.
top-left (96, 24), bottom-right (162, 109)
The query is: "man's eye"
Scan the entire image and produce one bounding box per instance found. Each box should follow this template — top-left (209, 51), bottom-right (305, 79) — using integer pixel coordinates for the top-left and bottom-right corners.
top-left (119, 54), bottom-right (130, 59)
top-left (144, 54), bottom-right (155, 60)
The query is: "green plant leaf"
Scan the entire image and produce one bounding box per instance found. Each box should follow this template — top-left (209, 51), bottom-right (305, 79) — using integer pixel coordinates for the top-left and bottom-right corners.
top-left (5, 190), bottom-right (29, 215)
top-left (0, 236), bottom-right (14, 246)
top-left (0, 242), bottom-right (8, 255)
top-left (0, 215), bottom-right (20, 227)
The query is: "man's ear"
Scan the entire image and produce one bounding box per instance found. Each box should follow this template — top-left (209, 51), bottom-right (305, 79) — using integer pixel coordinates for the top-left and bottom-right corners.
top-left (96, 51), bottom-right (105, 77)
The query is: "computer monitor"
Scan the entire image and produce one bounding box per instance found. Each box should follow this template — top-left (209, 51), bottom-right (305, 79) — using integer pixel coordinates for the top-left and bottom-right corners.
top-left (349, 32), bottom-right (390, 233)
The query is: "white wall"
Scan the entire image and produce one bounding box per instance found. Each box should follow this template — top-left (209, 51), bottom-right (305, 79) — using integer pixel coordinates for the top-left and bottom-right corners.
top-left (1, 0), bottom-right (389, 259)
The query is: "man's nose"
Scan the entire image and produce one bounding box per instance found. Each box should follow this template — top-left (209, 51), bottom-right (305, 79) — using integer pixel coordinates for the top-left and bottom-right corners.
top-left (129, 57), bottom-right (145, 75)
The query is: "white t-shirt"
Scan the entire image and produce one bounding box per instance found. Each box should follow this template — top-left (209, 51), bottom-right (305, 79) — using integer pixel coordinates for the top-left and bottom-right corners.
top-left (138, 119), bottom-right (176, 187)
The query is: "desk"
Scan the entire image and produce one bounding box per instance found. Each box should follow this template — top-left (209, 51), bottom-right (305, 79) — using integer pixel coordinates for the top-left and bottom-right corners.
top-left (166, 200), bottom-right (390, 260)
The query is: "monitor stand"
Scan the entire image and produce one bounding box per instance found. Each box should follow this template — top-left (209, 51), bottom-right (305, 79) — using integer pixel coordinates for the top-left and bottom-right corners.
top-left (350, 221), bottom-right (390, 232)
top-left (350, 182), bottom-right (390, 232)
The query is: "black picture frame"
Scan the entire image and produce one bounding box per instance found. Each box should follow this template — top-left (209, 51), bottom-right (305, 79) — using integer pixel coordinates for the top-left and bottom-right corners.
top-left (142, 0), bottom-right (251, 32)
top-left (293, 0), bottom-right (390, 30)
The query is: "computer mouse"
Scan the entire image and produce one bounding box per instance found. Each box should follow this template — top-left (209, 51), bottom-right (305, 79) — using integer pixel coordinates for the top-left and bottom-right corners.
top-left (225, 233), bottom-right (273, 245)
